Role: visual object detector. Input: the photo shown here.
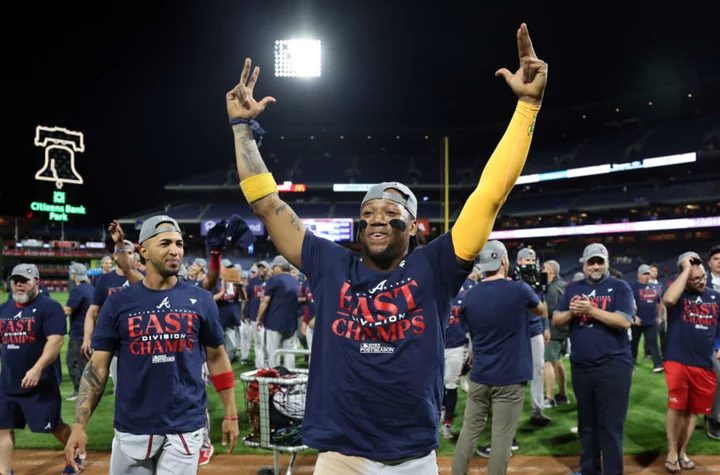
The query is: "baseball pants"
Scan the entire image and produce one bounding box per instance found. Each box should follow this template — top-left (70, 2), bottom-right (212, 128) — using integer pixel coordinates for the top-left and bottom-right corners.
top-left (251, 323), bottom-right (265, 369)
top-left (238, 320), bottom-right (251, 362)
top-left (266, 329), bottom-right (296, 369)
top-left (530, 334), bottom-right (545, 416)
top-left (444, 346), bottom-right (467, 390)
top-left (110, 428), bottom-right (203, 475)
top-left (223, 326), bottom-right (238, 362)
top-left (306, 327), bottom-right (314, 364)
top-left (314, 450), bottom-right (438, 475)
top-left (109, 355), bottom-right (118, 390)
top-left (200, 363), bottom-right (211, 451)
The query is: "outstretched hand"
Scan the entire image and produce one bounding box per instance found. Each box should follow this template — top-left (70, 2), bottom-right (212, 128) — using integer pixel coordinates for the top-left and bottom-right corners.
top-left (496, 23), bottom-right (548, 106)
top-left (227, 58), bottom-right (276, 120)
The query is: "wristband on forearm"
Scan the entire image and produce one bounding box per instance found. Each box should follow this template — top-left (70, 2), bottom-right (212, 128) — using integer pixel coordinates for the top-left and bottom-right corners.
top-left (211, 371), bottom-right (235, 392)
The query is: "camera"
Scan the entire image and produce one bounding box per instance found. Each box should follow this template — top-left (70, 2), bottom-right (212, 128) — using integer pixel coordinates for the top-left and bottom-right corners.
top-left (513, 263), bottom-right (548, 293)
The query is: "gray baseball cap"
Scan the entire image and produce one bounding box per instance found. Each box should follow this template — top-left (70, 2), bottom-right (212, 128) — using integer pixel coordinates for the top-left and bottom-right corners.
top-left (361, 182), bottom-right (418, 218)
top-left (573, 272), bottom-right (585, 281)
top-left (11, 264), bottom-right (40, 281)
top-left (249, 265), bottom-right (259, 273)
top-left (192, 258), bottom-right (208, 271)
top-left (582, 243), bottom-right (609, 263)
top-left (273, 255), bottom-right (290, 269)
top-left (637, 264), bottom-right (652, 275)
top-left (257, 260), bottom-right (269, 269)
top-left (178, 264), bottom-right (189, 280)
top-left (677, 251), bottom-right (702, 270)
top-left (477, 241), bottom-right (508, 273)
top-left (101, 255), bottom-right (113, 265)
top-left (221, 258), bottom-right (233, 268)
top-left (69, 263), bottom-right (89, 281)
top-left (138, 215), bottom-right (182, 244)
top-left (517, 248), bottom-right (536, 260)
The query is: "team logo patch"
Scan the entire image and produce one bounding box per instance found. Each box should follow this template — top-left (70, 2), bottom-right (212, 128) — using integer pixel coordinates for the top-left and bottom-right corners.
top-left (156, 297), bottom-right (171, 309)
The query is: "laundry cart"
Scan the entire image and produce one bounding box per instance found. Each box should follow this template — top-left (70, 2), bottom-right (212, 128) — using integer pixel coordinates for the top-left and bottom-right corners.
top-left (240, 349), bottom-right (311, 475)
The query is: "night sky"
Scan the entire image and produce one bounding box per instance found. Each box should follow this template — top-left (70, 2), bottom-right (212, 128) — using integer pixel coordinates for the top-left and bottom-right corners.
top-left (6, 0), bottom-right (719, 225)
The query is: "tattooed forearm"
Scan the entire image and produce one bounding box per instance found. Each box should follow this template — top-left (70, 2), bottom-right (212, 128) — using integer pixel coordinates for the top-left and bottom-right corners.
top-left (274, 203), bottom-right (288, 216)
top-left (73, 358), bottom-right (109, 426)
top-left (233, 124), bottom-right (269, 177)
top-left (272, 202), bottom-right (303, 232)
top-left (288, 210), bottom-right (303, 232)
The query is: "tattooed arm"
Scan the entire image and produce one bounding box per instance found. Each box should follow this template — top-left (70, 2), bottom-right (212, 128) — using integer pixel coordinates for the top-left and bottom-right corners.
top-left (64, 350), bottom-right (112, 470)
top-left (227, 58), bottom-right (306, 269)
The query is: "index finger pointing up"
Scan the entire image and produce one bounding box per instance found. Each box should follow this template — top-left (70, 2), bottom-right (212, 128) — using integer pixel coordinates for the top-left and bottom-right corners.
top-left (519, 23), bottom-right (537, 59)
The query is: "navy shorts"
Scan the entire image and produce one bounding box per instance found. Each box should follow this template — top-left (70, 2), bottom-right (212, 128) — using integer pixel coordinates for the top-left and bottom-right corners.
top-left (0, 386), bottom-right (63, 433)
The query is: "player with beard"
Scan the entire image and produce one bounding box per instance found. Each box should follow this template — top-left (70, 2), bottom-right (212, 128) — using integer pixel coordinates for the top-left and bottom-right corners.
top-left (0, 264), bottom-right (79, 475)
top-left (553, 244), bottom-right (635, 475)
top-left (661, 252), bottom-right (720, 471)
top-left (106, 220), bottom-right (221, 466)
top-left (64, 216), bottom-right (239, 474)
top-left (227, 23), bottom-right (547, 473)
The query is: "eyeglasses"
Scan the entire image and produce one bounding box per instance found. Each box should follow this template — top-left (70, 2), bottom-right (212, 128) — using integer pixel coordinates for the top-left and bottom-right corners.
top-left (688, 274), bottom-right (707, 284)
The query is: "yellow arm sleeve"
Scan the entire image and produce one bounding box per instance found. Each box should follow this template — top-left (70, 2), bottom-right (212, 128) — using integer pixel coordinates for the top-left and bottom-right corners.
top-left (451, 100), bottom-right (540, 261)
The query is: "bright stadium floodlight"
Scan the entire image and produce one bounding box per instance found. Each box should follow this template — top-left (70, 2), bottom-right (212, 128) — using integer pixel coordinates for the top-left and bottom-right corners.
top-left (274, 39), bottom-right (321, 78)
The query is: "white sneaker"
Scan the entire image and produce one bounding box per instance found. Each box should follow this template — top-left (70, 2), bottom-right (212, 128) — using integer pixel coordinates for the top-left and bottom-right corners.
top-left (442, 424), bottom-right (453, 439)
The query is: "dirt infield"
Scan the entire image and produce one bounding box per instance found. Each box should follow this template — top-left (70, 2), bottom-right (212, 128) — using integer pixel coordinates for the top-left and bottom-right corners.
top-left (12, 451), bottom-right (720, 474)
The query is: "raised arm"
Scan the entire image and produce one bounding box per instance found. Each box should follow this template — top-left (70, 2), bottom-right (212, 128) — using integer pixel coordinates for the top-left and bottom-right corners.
top-left (109, 220), bottom-right (144, 284)
top-left (227, 59), bottom-right (305, 269)
top-left (451, 23), bottom-right (548, 264)
top-left (663, 255), bottom-right (695, 307)
top-left (81, 305), bottom-right (100, 360)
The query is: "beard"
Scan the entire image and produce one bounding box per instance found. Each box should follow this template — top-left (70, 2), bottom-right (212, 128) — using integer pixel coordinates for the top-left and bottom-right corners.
top-left (587, 270), bottom-right (606, 284)
top-left (361, 239), bottom-right (399, 270)
top-left (150, 258), bottom-right (180, 278)
top-left (13, 288), bottom-right (36, 304)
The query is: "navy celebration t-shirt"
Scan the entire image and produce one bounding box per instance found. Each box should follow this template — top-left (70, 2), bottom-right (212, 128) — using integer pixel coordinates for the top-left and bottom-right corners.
top-left (66, 281), bottom-right (94, 340)
top-left (665, 289), bottom-right (720, 369)
top-left (0, 294), bottom-right (66, 394)
top-left (263, 273), bottom-right (299, 333)
top-left (245, 277), bottom-right (266, 321)
top-left (93, 271), bottom-right (130, 306)
top-left (445, 295), bottom-right (469, 349)
top-left (300, 230), bottom-right (467, 460)
top-left (631, 281), bottom-right (662, 325)
top-left (555, 276), bottom-right (635, 368)
top-left (461, 280), bottom-right (539, 385)
top-left (92, 280), bottom-right (224, 434)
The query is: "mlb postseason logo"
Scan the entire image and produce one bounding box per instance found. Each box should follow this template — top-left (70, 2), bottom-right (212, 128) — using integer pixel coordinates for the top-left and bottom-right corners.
top-left (152, 354), bottom-right (176, 364)
top-left (359, 343), bottom-right (395, 354)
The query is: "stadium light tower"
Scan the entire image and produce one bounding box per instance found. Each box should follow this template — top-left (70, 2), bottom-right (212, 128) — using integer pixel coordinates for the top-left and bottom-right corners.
top-left (274, 39), bottom-right (322, 78)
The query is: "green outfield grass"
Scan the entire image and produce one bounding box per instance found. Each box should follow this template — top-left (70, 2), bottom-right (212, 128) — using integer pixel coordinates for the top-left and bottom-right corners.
top-left (1, 292), bottom-right (717, 456)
